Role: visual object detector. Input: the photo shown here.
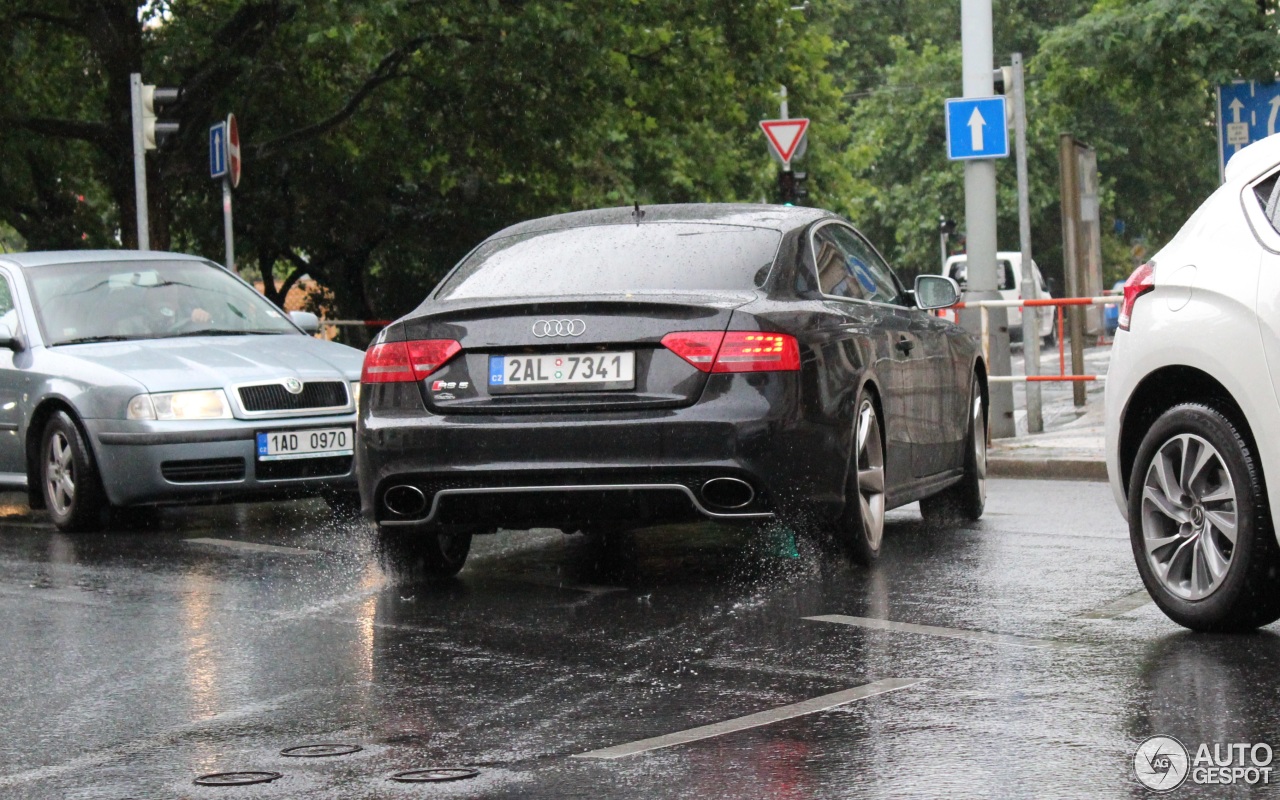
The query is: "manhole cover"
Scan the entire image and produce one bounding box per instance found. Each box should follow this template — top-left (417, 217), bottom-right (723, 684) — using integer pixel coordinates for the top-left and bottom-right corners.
top-left (280, 743), bottom-right (363, 758)
top-left (388, 767), bottom-right (479, 783)
top-left (193, 771), bottom-right (283, 786)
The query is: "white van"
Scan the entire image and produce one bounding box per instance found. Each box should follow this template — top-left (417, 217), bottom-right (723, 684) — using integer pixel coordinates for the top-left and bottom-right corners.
top-left (942, 252), bottom-right (1056, 344)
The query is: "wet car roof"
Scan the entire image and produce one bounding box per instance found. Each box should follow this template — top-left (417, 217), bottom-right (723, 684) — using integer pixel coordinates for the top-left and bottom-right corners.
top-left (0, 250), bottom-right (211, 270)
top-left (488, 203), bottom-right (834, 241)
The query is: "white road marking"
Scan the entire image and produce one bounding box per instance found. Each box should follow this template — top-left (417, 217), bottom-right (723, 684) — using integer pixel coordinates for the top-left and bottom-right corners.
top-left (571, 678), bottom-right (923, 760)
top-left (184, 537), bottom-right (320, 555)
top-left (805, 614), bottom-right (1073, 650)
top-left (1076, 589), bottom-right (1153, 619)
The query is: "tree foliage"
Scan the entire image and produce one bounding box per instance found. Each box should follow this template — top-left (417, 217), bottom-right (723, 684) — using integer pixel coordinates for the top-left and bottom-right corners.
top-left (2, 0), bottom-right (1278, 318)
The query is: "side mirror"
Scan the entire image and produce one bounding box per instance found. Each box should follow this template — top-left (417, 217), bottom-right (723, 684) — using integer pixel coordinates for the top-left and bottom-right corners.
top-left (0, 323), bottom-right (20, 351)
top-left (289, 311), bottom-right (321, 335)
top-left (914, 275), bottom-right (961, 310)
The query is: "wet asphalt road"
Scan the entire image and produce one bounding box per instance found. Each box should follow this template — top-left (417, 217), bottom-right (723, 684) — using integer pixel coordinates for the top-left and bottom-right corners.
top-left (1, 480), bottom-right (1278, 799)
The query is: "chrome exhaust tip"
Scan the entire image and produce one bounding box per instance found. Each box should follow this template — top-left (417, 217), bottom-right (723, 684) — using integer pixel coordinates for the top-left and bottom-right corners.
top-left (701, 477), bottom-right (755, 510)
top-left (383, 485), bottom-right (427, 517)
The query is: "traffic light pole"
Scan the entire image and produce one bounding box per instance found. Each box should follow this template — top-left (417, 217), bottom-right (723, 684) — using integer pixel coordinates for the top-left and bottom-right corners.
top-left (129, 73), bottom-right (150, 250)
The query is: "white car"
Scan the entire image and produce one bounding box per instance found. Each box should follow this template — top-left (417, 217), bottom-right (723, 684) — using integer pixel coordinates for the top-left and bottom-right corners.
top-left (1105, 134), bottom-right (1280, 631)
top-left (942, 252), bottom-right (1055, 344)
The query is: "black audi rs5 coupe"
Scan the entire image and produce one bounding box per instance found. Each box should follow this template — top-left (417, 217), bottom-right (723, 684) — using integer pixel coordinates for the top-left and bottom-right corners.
top-left (357, 204), bottom-right (987, 577)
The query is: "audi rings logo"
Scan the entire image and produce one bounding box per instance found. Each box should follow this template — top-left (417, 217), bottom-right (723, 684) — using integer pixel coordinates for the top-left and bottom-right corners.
top-left (532, 319), bottom-right (586, 338)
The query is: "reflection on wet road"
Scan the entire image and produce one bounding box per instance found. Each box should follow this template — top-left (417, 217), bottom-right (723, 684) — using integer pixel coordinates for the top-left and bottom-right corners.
top-left (0, 480), bottom-right (1277, 797)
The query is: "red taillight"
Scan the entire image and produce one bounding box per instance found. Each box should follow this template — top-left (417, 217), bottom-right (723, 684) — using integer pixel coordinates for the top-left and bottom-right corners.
top-left (662, 331), bottom-right (800, 373)
top-left (361, 339), bottom-right (461, 383)
top-left (1118, 261), bottom-right (1156, 332)
top-left (660, 332), bottom-right (724, 372)
top-left (714, 332), bottom-right (801, 372)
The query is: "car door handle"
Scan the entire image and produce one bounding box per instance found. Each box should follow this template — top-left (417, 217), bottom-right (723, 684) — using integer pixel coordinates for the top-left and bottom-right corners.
top-left (896, 336), bottom-right (914, 354)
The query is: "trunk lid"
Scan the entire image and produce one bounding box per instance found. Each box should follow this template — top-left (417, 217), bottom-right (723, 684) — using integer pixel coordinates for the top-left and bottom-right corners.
top-left (399, 291), bottom-right (754, 413)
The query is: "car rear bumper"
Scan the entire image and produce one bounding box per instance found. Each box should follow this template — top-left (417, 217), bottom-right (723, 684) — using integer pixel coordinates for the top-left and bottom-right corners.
top-left (84, 416), bottom-right (357, 506)
top-left (357, 376), bottom-right (850, 530)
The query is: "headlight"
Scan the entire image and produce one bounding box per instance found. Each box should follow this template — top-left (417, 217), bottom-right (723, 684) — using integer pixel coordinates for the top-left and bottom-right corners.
top-left (127, 390), bottom-right (232, 420)
top-left (350, 381), bottom-right (361, 411)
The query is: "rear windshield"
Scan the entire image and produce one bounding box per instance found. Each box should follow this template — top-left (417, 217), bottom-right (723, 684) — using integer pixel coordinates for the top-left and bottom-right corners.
top-left (435, 222), bottom-right (781, 300)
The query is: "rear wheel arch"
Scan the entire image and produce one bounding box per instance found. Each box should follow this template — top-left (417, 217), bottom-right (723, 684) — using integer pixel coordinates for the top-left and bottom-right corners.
top-left (25, 398), bottom-right (88, 510)
top-left (1119, 366), bottom-right (1256, 501)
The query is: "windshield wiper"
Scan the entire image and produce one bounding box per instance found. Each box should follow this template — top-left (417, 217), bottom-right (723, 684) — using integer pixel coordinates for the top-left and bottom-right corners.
top-left (54, 335), bottom-right (133, 345)
top-left (166, 329), bottom-right (287, 338)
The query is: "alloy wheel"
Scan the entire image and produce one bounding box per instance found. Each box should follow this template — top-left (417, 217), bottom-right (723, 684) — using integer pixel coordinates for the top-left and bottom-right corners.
top-left (855, 399), bottom-right (886, 550)
top-left (46, 431), bottom-right (76, 516)
top-left (972, 383), bottom-right (987, 502)
top-left (1139, 433), bottom-right (1238, 601)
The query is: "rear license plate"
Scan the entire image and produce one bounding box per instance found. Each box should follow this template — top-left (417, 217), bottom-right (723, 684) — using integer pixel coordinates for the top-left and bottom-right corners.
top-left (256, 427), bottom-right (354, 461)
top-left (488, 352), bottom-right (635, 394)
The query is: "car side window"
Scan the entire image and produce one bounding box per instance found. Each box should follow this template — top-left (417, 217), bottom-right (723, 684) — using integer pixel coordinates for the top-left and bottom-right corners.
top-left (812, 225), bottom-right (865, 301)
top-left (998, 260), bottom-right (1015, 291)
top-left (1252, 170), bottom-right (1280, 233)
top-left (0, 274), bottom-right (16, 334)
top-left (825, 225), bottom-right (901, 304)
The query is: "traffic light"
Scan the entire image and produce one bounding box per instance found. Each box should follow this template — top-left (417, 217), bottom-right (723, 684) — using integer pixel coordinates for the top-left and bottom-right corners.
top-left (778, 170), bottom-right (796, 204)
top-left (778, 170), bottom-right (809, 205)
top-left (793, 171), bottom-right (809, 202)
top-left (141, 85), bottom-right (181, 150)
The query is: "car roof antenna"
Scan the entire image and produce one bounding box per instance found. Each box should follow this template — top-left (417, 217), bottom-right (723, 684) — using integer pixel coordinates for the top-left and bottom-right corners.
top-left (633, 202), bottom-right (645, 225)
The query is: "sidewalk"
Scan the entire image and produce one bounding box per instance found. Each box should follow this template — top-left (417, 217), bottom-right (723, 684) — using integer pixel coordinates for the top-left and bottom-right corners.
top-left (987, 342), bottom-right (1110, 481)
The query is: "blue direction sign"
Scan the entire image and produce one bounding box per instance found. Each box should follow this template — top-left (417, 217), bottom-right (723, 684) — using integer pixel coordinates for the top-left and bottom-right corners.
top-left (1217, 81), bottom-right (1280, 177)
top-left (209, 121), bottom-right (228, 179)
top-left (945, 96), bottom-right (1009, 160)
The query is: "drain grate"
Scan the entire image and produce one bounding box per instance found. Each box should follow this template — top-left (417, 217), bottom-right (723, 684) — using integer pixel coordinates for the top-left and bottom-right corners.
top-left (194, 771), bottom-right (283, 786)
top-left (388, 767), bottom-right (479, 783)
top-left (280, 743), bottom-right (363, 758)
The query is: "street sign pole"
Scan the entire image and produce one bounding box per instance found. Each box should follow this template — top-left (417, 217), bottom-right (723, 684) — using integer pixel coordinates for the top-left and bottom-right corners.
top-left (1011, 52), bottom-right (1043, 433)
top-left (961, 0), bottom-right (1014, 438)
top-left (129, 73), bottom-right (150, 250)
top-left (212, 113), bottom-right (241, 274)
top-left (223, 177), bottom-right (235, 274)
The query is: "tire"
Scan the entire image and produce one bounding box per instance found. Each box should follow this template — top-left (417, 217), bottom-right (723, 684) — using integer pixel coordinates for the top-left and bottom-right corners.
top-left (920, 377), bottom-right (987, 525)
top-left (1127, 403), bottom-right (1280, 632)
top-left (376, 526), bottom-right (472, 582)
top-left (1043, 325), bottom-right (1056, 348)
top-left (41, 410), bottom-right (108, 532)
top-left (828, 392), bottom-right (886, 566)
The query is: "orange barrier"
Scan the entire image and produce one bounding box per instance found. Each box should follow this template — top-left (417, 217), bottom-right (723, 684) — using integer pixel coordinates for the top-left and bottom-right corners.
top-left (942, 296), bottom-right (1119, 383)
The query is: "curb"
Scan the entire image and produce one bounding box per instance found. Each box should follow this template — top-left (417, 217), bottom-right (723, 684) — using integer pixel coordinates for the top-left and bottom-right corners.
top-left (988, 455), bottom-right (1107, 482)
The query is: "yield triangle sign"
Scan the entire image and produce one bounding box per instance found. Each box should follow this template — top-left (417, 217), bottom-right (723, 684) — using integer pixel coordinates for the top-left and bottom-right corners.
top-left (759, 118), bottom-right (809, 164)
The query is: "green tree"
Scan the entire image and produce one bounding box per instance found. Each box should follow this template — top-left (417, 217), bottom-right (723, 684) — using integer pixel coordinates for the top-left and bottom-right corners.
top-left (0, 0), bottom-right (853, 321)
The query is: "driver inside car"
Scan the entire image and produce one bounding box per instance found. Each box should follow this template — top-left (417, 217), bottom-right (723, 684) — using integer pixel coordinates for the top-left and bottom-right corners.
top-left (124, 282), bottom-right (213, 335)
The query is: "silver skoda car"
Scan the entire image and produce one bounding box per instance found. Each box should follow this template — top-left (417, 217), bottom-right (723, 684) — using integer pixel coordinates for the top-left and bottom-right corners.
top-left (0, 251), bottom-right (364, 531)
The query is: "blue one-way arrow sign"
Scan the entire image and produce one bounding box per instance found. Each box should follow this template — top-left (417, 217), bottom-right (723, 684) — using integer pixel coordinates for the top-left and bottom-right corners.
top-left (209, 121), bottom-right (228, 179)
top-left (945, 96), bottom-right (1009, 160)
